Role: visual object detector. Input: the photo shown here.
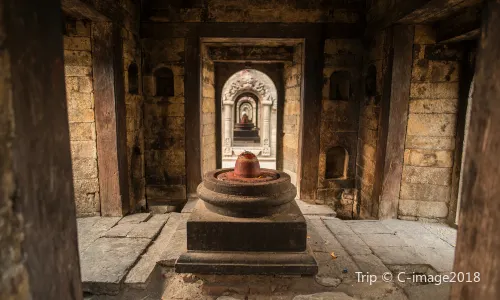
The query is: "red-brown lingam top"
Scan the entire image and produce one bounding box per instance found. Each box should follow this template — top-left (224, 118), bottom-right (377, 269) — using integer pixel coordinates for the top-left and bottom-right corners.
top-left (217, 151), bottom-right (278, 182)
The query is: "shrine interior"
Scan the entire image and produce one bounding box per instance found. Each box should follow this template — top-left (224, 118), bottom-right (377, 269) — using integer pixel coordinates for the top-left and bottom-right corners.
top-left (2, 0), bottom-right (500, 299)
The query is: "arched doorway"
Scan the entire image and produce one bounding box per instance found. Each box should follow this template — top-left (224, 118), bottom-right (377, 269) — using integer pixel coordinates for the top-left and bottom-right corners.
top-left (220, 69), bottom-right (278, 169)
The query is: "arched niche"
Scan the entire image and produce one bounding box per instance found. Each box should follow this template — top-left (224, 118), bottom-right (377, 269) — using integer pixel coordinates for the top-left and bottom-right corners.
top-left (235, 94), bottom-right (258, 125)
top-left (154, 67), bottom-right (174, 97)
top-left (128, 62), bottom-right (139, 95)
top-left (325, 147), bottom-right (348, 179)
top-left (221, 69), bottom-right (277, 159)
top-left (329, 71), bottom-right (351, 101)
top-left (365, 65), bottom-right (377, 104)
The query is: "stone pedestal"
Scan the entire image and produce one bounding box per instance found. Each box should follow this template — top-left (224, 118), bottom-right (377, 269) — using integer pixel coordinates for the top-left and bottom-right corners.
top-left (175, 201), bottom-right (318, 275)
top-left (175, 152), bottom-right (318, 275)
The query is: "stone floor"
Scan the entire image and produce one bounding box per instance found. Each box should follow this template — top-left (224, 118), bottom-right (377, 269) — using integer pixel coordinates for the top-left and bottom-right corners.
top-left (79, 199), bottom-right (457, 300)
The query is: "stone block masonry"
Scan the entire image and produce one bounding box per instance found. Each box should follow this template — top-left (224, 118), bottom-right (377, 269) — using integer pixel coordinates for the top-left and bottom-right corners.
top-left (399, 25), bottom-right (462, 221)
top-left (282, 44), bottom-right (303, 187)
top-left (142, 38), bottom-right (187, 205)
top-left (318, 39), bottom-right (362, 217)
top-left (201, 46), bottom-right (216, 175)
top-left (64, 18), bottom-right (100, 217)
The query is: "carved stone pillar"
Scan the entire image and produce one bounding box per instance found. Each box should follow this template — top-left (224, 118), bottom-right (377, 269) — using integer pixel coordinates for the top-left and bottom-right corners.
top-left (262, 101), bottom-right (272, 156)
top-left (223, 101), bottom-right (233, 156)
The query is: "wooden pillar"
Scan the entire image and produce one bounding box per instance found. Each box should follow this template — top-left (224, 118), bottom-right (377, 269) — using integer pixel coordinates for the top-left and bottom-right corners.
top-left (452, 1), bottom-right (500, 298)
top-left (372, 25), bottom-right (414, 219)
top-left (92, 22), bottom-right (130, 216)
top-left (299, 35), bottom-right (324, 200)
top-left (184, 36), bottom-right (202, 197)
top-left (2, 0), bottom-right (82, 298)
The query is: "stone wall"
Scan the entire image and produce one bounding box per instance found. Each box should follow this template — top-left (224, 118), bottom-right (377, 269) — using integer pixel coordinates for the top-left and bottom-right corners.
top-left (63, 18), bottom-right (100, 217)
top-left (283, 44), bottom-right (303, 187)
top-left (201, 47), bottom-right (216, 174)
top-left (0, 3), bottom-right (30, 295)
top-left (146, 0), bottom-right (362, 23)
top-left (356, 30), bottom-right (389, 218)
top-left (318, 39), bottom-right (362, 218)
top-left (142, 38), bottom-right (186, 206)
top-left (122, 0), bottom-right (146, 211)
top-left (399, 25), bottom-right (462, 221)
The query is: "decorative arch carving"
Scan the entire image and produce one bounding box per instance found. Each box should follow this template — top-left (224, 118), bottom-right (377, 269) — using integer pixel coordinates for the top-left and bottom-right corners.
top-left (221, 69), bottom-right (278, 158)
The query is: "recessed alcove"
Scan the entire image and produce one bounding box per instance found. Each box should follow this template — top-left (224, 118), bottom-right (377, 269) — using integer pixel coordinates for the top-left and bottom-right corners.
top-left (365, 64), bottom-right (377, 104)
top-left (329, 71), bottom-right (351, 101)
top-left (325, 146), bottom-right (348, 179)
top-left (154, 67), bottom-right (174, 97)
top-left (128, 62), bottom-right (139, 94)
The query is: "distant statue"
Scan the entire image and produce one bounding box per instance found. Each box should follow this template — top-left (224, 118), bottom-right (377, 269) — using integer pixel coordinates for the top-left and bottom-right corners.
top-left (240, 113), bottom-right (249, 124)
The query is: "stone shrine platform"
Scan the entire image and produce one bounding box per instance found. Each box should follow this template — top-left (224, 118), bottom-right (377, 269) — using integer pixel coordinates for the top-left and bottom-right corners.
top-left (79, 199), bottom-right (457, 300)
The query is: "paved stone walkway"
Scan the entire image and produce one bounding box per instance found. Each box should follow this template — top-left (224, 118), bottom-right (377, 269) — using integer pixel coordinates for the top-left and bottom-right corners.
top-left (80, 199), bottom-right (457, 300)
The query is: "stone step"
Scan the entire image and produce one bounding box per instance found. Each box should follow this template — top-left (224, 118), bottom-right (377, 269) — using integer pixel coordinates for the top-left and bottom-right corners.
top-left (296, 199), bottom-right (336, 217)
top-left (124, 213), bottom-right (186, 289)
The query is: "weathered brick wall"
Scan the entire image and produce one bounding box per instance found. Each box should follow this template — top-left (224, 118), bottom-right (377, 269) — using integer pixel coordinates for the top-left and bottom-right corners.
top-left (318, 39), bottom-right (362, 217)
top-left (142, 38), bottom-right (186, 206)
top-left (356, 30), bottom-right (389, 218)
top-left (283, 44), bottom-right (302, 187)
top-left (122, 0), bottom-right (146, 211)
top-left (201, 48), bottom-right (216, 174)
top-left (399, 25), bottom-right (461, 221)
top-left (63, 18), bottom-right (100, 217)
top-left (0, 5), bottom-right (31, 295)
top-left (146, 0), bottom-right (361, 23)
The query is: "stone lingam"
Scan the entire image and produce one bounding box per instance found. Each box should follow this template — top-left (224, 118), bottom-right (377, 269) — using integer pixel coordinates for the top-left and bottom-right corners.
top-left (175, 151), bottom-right (318, 275)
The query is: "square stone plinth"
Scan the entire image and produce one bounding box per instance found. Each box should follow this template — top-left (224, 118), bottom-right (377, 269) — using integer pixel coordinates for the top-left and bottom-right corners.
top-left (175, 200), bottom-right (318, 275)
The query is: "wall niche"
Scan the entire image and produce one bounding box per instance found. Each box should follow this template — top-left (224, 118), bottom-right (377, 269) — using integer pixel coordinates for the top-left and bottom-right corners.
top-left (325, 146), bottom-right (348, 179)
top-left (128, 62), bottom-right (139, 94)
top-left (329, 71), bottom-right (351, 101)
top-left (365, 64), bottom-right (377, 104)
top-left (154, 67), bottom-right (174, 97)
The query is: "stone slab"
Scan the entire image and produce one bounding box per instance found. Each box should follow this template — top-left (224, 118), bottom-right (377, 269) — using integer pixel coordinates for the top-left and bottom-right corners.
top-left (80, 237), bottom-right (151, 294)
top-left (181, 197), bottom-right (199, 213)
top-left (296, 199), bottom-right (336, 216)
top-left (335, 234), bottom-right (372, 255)
top-left (175, 247), bottom-right (318, 275)
top-left (118, 213), bottom-right (151, 224)
top-left (344, 221), bottom-right (395, 234)
top-left (358, 233), bottom-right (409, 247)
top-left (421, 223), bottom-right (457, 247)
top-left (127, 220), bottom-right (166, 239)
top-left (77, 217), bottom-right (120, 253)
top-left (158, 214), bottom-right (189, 267)
top-left (404, 283), bottom-right (451, 300)
top-left (413, 247), bottom-right (455, 272)
top-left (371, 246), bottom-right (427, 265)
top-left (186, 200), bottom-right (307, 252)
top-left (351, 254), bottom-right (390, 275)
top-left (293, 292), bottom-right (355, 300)
top-left (125, 213), bottom-right (182, 288)
top-left (322, 218), bottom-right (357, 236)
top-left (102, 223), bottom-right (135, 237)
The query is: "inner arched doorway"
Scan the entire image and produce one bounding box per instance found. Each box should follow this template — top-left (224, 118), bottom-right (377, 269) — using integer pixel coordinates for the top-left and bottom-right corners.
top-left (220, 68), bottom-right (278, 169)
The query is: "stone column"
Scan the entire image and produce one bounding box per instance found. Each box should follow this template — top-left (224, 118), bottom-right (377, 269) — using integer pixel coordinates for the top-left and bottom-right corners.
top-left (223, 101), bottom-right (233, 156)
top-left (262, 102), bottom-right (272, 156)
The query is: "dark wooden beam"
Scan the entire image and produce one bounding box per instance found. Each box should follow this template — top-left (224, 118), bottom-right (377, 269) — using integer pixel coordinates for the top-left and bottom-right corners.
top-left (367, 0), bottom-right (431, 34)
top-left (208, 46), bottom-right (294, 62)
top-left (298, 35), bottom-right (324, 200)
top-left (3, 0), bottom-right (82, 298)
top-left (399, 0), bottom-right (482, 24)
top-left (61, 0), bottom-right (122, 23)
top-left (436, 5), bottom-right (482, 43)
top-left (184, 37), bottom-right (202, 197)
top-left (452, 1), bottom-right (500, 298)
top-left (141, 22), bottom-right (363, 39)
top-left (448, 42), bottom-right (476, 227)
top-left (92, 22), bottom-right (130, 216)
top-left (373, 25), bottom-right (415, 219)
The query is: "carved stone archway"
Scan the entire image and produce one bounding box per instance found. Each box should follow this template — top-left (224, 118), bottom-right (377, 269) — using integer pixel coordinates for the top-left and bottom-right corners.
top-left (221, 69), bottom-right (278, 166)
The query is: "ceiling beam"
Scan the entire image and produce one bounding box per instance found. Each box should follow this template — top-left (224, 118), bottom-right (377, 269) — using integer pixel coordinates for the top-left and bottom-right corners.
top-left (436, 5), bottom-right (482, 43)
